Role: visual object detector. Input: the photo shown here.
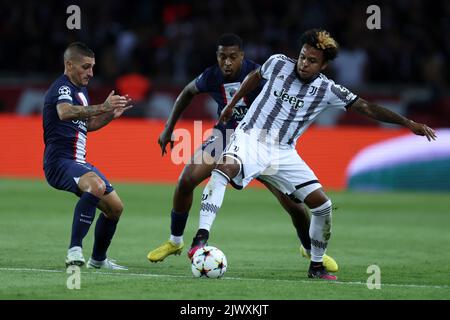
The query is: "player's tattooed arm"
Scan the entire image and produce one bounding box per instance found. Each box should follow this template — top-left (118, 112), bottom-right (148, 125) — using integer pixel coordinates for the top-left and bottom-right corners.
top-left (349, 98), bottom-right (437, 141)
top-left (56, 102), bottom-right (105, 121)
top-left (56, 90), bottom-right (128, 121)
top-left (86, 112), bottom-right (114, 131)
top-left (350, 98), bottom-right (410, 125)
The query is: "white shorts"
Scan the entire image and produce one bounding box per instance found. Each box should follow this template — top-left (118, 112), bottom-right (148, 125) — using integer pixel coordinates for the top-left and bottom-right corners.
top-left (222, 130), bottom-right (322, 201)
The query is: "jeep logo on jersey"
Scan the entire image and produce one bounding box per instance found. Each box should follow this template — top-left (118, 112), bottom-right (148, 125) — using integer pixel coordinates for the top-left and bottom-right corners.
top-left (273, 88), bottom-right (304, 110)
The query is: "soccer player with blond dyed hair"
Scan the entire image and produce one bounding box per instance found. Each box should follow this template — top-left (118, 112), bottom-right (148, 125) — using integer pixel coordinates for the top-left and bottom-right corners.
top-left (189, 29), bottom-right (436, 280)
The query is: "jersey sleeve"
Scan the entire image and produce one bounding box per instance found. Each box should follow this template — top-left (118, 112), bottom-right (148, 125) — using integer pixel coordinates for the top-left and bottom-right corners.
top-left (195, 69), bottom-right (210, 93)
top-left (56, 85), bottom-right (74, 105)
top-left (326, 81), bottom-right (358, 110)
top-left (259, 54), bottom-right (284, 80)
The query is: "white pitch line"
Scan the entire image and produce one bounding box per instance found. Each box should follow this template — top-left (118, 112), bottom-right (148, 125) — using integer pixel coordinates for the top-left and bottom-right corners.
top-left (1, 267), bottom-right (449, 290)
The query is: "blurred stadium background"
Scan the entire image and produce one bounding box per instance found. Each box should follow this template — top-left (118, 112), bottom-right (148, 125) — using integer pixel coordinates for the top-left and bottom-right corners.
top-left (1, 0), bottom-right (450, 301)
top-left (0, 0), bottom-right (449, 191)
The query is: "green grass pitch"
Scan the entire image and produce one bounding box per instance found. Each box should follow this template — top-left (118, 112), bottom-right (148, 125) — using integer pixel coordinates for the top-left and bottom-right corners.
top-left (0, 179), bottom-right (449, 300)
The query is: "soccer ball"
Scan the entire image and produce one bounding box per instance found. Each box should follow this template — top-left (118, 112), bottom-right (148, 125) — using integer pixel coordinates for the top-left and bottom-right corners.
top-left (191, 246), bottom-right (227, 278)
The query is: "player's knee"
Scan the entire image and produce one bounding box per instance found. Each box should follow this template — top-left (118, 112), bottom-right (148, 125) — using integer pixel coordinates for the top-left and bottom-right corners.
top-left (303, 188), bottom-right (329, 210)
top-left (215, 163), bottom-right (240, 180)
top-left (177, 174), bottom-right (198, 193)
top-left (89, 179), bottom-right (106, 197)
top-left (79, 173), bottom-right (106, 197)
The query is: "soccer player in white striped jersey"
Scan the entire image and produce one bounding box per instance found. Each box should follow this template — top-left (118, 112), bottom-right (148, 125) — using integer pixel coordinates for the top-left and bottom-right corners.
top-left (190, 29), bottom-right (436, 280)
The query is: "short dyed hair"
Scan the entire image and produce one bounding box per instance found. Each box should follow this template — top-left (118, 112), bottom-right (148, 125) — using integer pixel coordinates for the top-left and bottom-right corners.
top-left (299, 29), bottom-right (339, 61)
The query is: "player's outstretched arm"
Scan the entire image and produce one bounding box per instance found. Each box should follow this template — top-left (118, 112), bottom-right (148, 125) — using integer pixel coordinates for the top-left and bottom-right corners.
top-left (56, 90), bottom-right (128, 121)
top-left (349, 98), bottom-right (437, 141)
top-left (219, 69), bottom-right (262, 124)
top-left (159, 80), bottom-right (199, 155)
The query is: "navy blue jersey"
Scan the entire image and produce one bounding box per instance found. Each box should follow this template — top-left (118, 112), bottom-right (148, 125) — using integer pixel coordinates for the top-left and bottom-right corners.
top-left (43, 74), bottom-right (90, 168)
top-left (195, 58), bottom-right (265, 130)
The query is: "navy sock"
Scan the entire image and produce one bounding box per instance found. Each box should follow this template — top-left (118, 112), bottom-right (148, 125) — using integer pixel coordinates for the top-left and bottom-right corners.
top-left (69, 192), bottom-right (100, 248)
top-left (92, 213), bottom-right (118, 261)
top-left (298, 230), bottom-right (312, 251)
top-left (170, 209), bottom-right (189, 236)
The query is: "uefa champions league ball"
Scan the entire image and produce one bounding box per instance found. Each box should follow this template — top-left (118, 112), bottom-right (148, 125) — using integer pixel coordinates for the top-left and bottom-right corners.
top-left (191, 246), bottom-right (227, 278)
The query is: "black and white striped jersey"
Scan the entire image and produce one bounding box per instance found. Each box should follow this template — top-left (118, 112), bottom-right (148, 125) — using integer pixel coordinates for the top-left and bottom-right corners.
top-left (240, 54), bottom-right (358, 146)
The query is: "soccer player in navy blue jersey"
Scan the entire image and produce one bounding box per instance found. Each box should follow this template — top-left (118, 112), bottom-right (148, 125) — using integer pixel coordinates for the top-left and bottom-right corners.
top-left (147, 34), bottom-right (338, 272)
top-left (43, 42), bottom-right (132, 269)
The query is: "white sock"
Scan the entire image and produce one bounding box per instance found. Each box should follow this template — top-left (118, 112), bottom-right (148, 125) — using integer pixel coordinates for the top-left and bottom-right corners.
top-left (198, 170), bottom-right (229, 231)
top-left (170, 235), bottom-right (183, 245)
top-left (309, 200), bottom-right (332, 262)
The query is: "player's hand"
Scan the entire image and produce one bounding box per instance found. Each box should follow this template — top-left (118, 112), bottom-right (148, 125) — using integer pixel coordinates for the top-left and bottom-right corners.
top-left (158, 126), bottom-right (174, 156)
top-left (103, 90), bottom-right (129, 112)
top-left (112, 95), bottom-right (134, 119)
top-left (219, 103), bottom-right (235, 124)
top-left (406, 120), bottom-right (437, 141)
top-left (124, 94), bottom-right (133, 107)
top-left (112, 105), bottom-right (134, 119)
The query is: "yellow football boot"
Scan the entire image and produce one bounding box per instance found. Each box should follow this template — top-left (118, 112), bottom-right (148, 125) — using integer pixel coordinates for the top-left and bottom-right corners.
top-left (147, 240), bottom-right (184, 263)
top-left (300, 246), bottom-right (339, 273)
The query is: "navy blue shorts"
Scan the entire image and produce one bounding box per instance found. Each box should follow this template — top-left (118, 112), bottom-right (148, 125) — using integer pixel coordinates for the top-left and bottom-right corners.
top-left (44, 159), bottom-right (114, 197)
